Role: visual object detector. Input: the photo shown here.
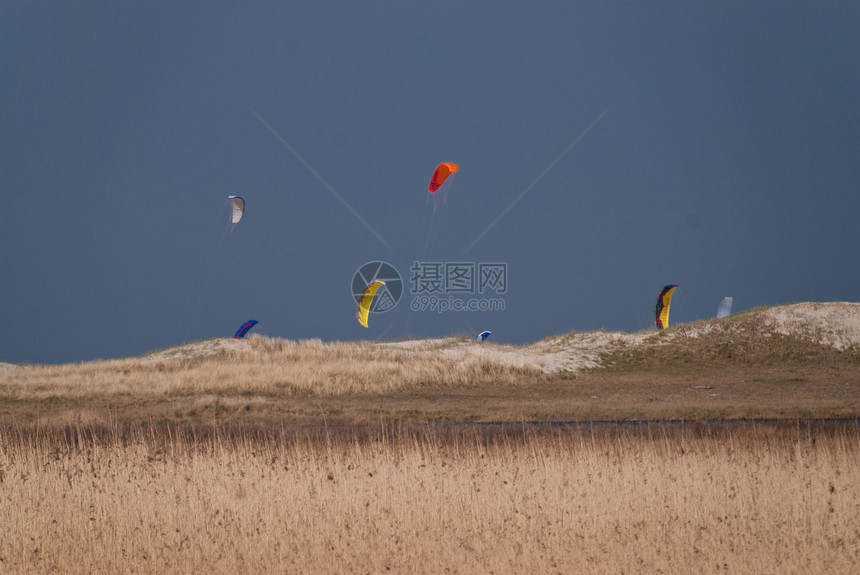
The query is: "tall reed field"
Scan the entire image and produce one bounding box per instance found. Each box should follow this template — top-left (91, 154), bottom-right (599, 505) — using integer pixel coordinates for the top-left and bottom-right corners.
top-left (2, 422), bottom-right (858, 573)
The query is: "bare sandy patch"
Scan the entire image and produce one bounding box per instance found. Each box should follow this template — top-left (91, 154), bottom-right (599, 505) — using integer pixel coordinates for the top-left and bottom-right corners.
top-left (764, 302), bottom-right (860, 350)
top-left (378, 331), bottom-right (652, 374)
top-left (142, 337), bottom-right (252, 361)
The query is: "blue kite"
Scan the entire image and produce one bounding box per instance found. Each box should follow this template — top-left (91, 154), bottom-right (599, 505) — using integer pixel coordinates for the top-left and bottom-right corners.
top-left (475, 331), bottom-right (492, 342)
top-left (234, 320), bottom-right (259, 339)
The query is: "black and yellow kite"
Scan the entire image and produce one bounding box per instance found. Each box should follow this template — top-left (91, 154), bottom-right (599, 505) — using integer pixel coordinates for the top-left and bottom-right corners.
top-left (654, 285), bottom-right (678, 330)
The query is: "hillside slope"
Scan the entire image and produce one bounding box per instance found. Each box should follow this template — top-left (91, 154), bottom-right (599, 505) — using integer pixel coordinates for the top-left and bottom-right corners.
top-left (1, 303), bottom-right (858, 424)
top-left (387, 302), bottom-right (860, 374)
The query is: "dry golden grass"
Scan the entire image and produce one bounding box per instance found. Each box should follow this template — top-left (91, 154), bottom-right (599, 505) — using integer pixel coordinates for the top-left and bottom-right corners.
top-left (0, 336), bottom-right (544, 426)
top-left (1, 423), bottom-right (858, 574)
top-left (3, 336), bottom-right (534, 398)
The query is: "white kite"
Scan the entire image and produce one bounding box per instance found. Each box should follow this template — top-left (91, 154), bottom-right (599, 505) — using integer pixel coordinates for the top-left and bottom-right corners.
top-left (716, 297), bottom-right (733, 319)
top-left (228, 196), bottom-right (245, 224)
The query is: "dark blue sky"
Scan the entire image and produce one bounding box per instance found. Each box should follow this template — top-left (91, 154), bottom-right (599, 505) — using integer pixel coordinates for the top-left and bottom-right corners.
top-left (3, 2), bottom-right (858, 364)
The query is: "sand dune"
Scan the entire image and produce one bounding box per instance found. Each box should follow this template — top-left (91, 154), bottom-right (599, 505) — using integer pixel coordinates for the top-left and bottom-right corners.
top-left (383, 302), bottom-right (860, 373)
top-left (132, 301), bottom-right (860, 376)
top-left (9, 302), bottom-right (854, 374)
top-left (2, 302), bottom-right (857, 426)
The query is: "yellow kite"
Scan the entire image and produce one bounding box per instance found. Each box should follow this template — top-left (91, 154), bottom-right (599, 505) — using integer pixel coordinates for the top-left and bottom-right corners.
top-left (356, 280), bottom-right (386, 328)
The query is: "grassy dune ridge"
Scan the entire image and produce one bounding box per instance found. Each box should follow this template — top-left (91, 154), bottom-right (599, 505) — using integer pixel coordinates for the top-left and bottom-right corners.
top-left (1, 303), bottom-right (858, 425)
top-left (0, 336), bottom-right (544, 426)
top-left (601, 305), bottom-right (860, 370)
